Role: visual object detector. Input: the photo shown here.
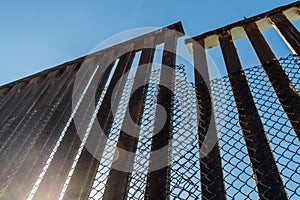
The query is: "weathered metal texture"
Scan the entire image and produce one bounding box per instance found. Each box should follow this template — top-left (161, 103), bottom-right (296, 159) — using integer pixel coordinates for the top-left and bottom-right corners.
top-left (60, 52), bottom-right (122, 200)
top-left (219, 32), bottom-right (288, 200)
top-left (185, 1), bottom-right (300, 50)
top-left (28, 58), bottom-right (98, 200)
top-left (33, 53), bottom-right (127, 200)
top-left (62, 23), bottom-right (184, 200)
top-left (0, 82), bottom-right (27, 112)
top-left (184, 3), bottom-right (300, 198)
top-left (0, 2), bottom-right (299, 197)
top-left (271, 12), bottom-right (300, 55)
top-left (0, 74), bottom-right (54, 179)
top-left (144, 30), bottom-right (178, 200)
top-left (62, 51), bottom-right (136, 200)
top-left (191, 41), bottom-right (226, 200)
top-left (102, 41), bottom-right (156, 199)
top-left (244, 22), bottom-right (300, 142)
top-left (0, 64), bottom-right (79, 200)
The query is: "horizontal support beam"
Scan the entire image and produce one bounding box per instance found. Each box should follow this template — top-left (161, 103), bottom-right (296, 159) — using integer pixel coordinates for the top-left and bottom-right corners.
top-left (185, 1), bottom-right (300, 50)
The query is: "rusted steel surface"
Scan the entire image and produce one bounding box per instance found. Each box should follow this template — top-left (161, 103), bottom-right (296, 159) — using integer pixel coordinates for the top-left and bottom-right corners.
top-left (219, 32), bottom-right (288, 200)
top-left (28, 59), bottom-right (97, 200)
top-left (144, 31), bottom-right (178, 200)
top-left (60, 59), bottom-right (114, 199)
top-left (191, 41), bottom-right (226, 200)
top-left (0, 82), bottom-right (27, 114)
top-left (0, 80), bottom-right (35, 123)
top-left (0, 5), bottom-right (299, 198)
top-left (0, 76), bottom-right (51, 178)
top-left (103, 43), bottom-right (156, 199)
top-left (244, 22), bottom-right (300, 141)
top-left (0, 65), bottom-right (78, 200)
top-left (185, 1), bottom-right (300, 49)
top-left (271, 12), bottom-right (300, 55)
top-left (61, 56), bottom-right (119, 200)
top-left (62, 51), bottom-right (136, 200)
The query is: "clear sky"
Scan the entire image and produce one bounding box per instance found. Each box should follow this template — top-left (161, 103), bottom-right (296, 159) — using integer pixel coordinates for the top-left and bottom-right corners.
top-left (0, 0), bottom-right (297, 86)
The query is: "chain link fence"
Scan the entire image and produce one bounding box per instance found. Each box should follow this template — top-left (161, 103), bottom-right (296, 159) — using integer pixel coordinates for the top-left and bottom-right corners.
top-left (88, 54), bottom-right (300, 199)
top-left (0, 55), bottom-right (299, 199)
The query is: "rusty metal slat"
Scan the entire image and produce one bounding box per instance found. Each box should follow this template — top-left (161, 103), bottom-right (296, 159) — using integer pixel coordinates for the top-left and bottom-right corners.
top-left (244, 22), bottom-right (300, 142)
top-left (0, 58), bottom-right (94, 199)
top-left (0, 78), bottom-right (39, 123)
top-left (0, 66), bottom-right (78, 200)
top-left (145, 31), bottom-right (177, 200)
top-left (32, 121), bottom-right (81, 200)
top-left (0, 82), bottom-right (34, 145)
top-left (68, 52), bottom-right (135, 199)
top-left (0, 76), bottom-right (53, 151)
top-left (62, 51), bottom-right (136, 200)
top-left (271, 12), bottom-right (300, 55)
top-left (62, 52), bottom-right (135, 200)
top-left (8, 94), bottom-right (73, 200)
top-left (59, 57), bottom-right (118, 200)
top-left (23, 63), bottom-right (93, 199)
top-left (16, 75), bottom-right (56, 116)
top-left (0, 87), bottom-right (8, 97)
top-left (0, 76), bottom-right (52, 164)
top-left (219, 32), bottom-right (288, 200)
top-left (0, 62), bottom-right (82, 156)
top-left (0, 70), bottom-right (73, 190)
top-left (0, 82), bottom-right (26, 113)
top-left (0, 84), bottom-right (33, 120)
top-left (0, 74), bottom-right (52, 148)
top-left (0, 87), bottom-right (10, 106)
top-left (192, 41), bottom-right (226, 200)
top-left (31, 60), bottom-right (107, 200)
top-left (103, 44), bottom-right (156, 199)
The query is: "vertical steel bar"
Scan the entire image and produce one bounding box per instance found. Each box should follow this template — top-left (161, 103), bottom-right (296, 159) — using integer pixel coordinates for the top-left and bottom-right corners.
top-left (62, 51), bottom-right (136, 200)
top-left (0, 78), bottom-right (38, 123)
top-left (0, 75), bottom-right (50, 175)
top-left (30, 57), bottom-right (115, 200)
top-left (0, 87), bottom-right (9, 106)
top-left (0, 82), bottom-right (32, 148)
top-left (192, 41), bottom-right (226, 200)
top-left (32, 120), bottom-right (82, 200)
top-left (219, 32), bottom-right (288, 200)
top-left (102, 38), bottom-right (156, 200)
top-left (244, 22), bottom-right (300, 142)
top-left (0, 87), bottom-right (8, 97)
top-left (0, 82), bottom-right (26, 113)
top-left (0, 64), bottom-right (77, 200)
top-left (0, 72), bottom-right (61, 188)
top-left (60, 58), bottom-right (118, 200)
top-left (0, 74), bottom-right (54, 155)
top-left (270, 12), bottom-right (300, 55)
top-left (145, 30), bottom-right (177, 200)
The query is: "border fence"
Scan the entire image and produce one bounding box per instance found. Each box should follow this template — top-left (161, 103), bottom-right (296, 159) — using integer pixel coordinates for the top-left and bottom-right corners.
top-left (0, 1), bottom-right (300, 200)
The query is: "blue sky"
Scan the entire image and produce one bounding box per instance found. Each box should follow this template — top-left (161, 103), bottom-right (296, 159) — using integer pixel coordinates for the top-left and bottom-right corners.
top-left (0, 0), bottom-right (297, 86)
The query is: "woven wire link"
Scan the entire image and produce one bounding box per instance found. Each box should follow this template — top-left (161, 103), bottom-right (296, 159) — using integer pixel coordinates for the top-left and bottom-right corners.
top-left (244, 55), bottom-right (300, 199)
top-left (211, 54), bottom-right (300, 200)
top-left (168, 64), bottom-right (200, 200)
top-left (87, 55), bottom-right (300, 199)
top-left (0, 55), bottom-right (299, 199)
top-left (89, 64), bottom-right (202, 199)
top-left (88, 77), bottom-right (136, 199)
top-left (126, 68), bottom-right (161, 200)
top-left (211, 75), bottom-right (260, 200)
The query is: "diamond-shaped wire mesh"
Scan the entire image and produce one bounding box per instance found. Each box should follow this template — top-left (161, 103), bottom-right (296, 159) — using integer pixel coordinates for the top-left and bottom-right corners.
top-left (211, 55), bottom-right (300, 199)
top-left (60, 55), bottom-right (300, 199)
top-left (87, 55), bottom-right (299, 199)
top-left (0, 55), bottom-right (299, 199)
